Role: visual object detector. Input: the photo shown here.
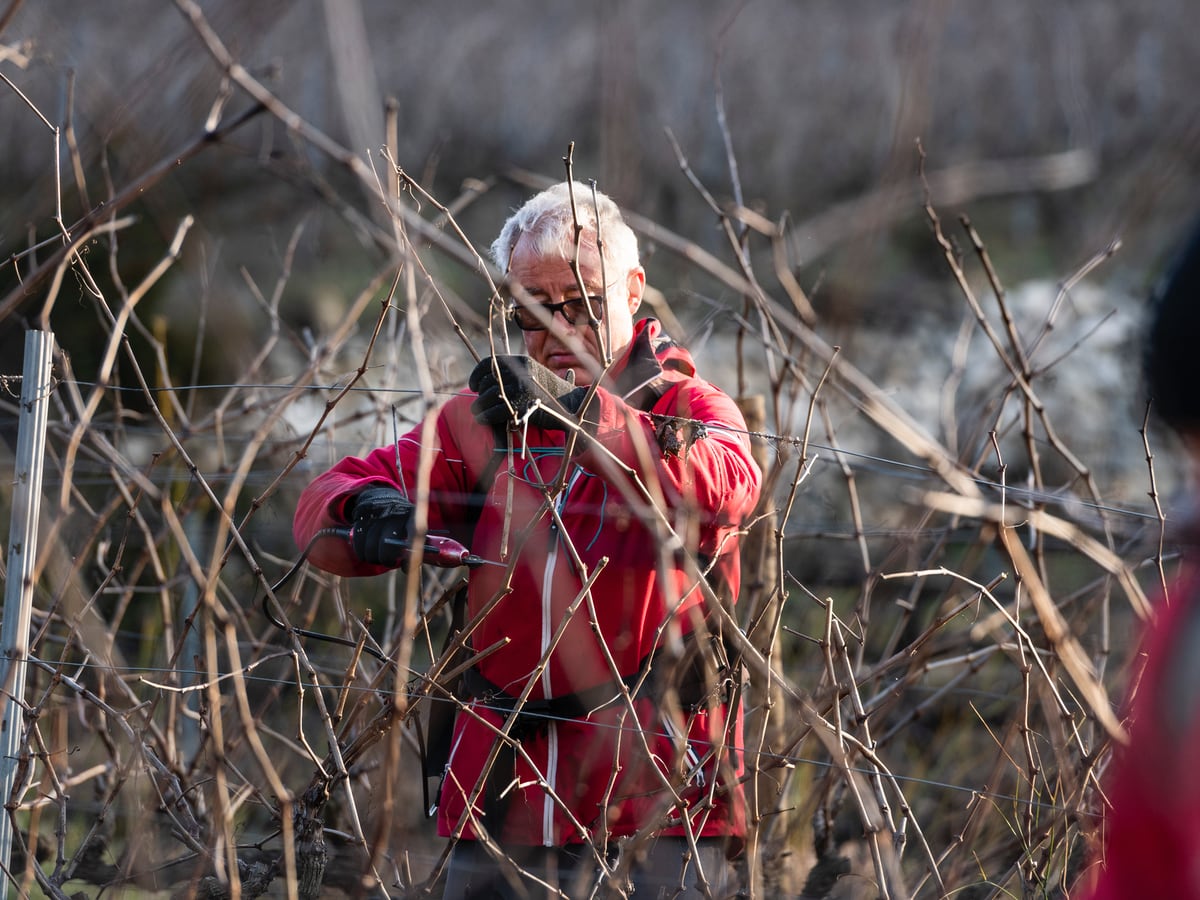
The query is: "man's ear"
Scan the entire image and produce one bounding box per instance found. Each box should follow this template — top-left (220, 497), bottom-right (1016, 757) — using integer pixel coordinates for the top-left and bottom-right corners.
top-left (626, 267), bottom-right (646, 315)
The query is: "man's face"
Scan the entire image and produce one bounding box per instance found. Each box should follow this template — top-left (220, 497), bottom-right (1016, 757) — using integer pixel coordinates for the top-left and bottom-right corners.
top-left (507, 232), bottom-right (645, 386)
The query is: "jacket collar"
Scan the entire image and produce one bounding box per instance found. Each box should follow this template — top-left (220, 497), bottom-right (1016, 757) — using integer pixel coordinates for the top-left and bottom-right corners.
top-left (613, 318), bottom-right (694, 409)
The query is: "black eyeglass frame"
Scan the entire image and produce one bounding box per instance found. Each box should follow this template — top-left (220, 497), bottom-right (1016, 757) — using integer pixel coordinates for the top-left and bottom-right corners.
top-left (507, 295), bottom-right (606, 332)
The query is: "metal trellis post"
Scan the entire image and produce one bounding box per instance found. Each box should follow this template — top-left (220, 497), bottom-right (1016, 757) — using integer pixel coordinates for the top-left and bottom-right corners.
top-left (0, 330), bottom-right (54, 886)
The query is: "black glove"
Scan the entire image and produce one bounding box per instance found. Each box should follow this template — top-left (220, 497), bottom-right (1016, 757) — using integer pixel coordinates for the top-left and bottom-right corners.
top-left (469, 355), bottom-right (589, 431)
top-left (347, 485), bottom-right (414, 567)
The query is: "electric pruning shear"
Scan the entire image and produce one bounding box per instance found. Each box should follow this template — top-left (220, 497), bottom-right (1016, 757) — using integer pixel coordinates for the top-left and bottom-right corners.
top-left (262, 525), bottom-right (493, 663)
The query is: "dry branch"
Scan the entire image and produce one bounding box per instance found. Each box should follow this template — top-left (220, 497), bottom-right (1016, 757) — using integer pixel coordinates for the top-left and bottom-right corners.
top-left (0, 9), bottom-right (1150, 898)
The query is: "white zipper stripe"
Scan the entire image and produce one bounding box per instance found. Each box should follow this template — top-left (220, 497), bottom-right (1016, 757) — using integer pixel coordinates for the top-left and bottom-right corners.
top-left (541, 465), bottom-right (583, 696)
top-left (543, 722), bottom-right (558, 845)
top-left (538, 464), bottom-right (581, 845)
top-left (540, 544), bottom-right (556, 696)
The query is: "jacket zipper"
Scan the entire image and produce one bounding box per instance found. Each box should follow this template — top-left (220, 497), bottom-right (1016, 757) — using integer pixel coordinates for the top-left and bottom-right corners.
top-left (543, 722), bottom-right (559, 845)
top-left (539, 464), bottom-right (582, 844)
top-left (542, 464), bottom-right (583, 692)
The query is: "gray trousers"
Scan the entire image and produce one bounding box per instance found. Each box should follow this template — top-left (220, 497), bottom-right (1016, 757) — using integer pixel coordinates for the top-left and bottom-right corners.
top-left (440, 836), bottom-right (733, 899)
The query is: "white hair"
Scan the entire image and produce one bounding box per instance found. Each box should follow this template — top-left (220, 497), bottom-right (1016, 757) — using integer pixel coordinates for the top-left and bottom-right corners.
top-left (490, 181), bottom-right (640, 278)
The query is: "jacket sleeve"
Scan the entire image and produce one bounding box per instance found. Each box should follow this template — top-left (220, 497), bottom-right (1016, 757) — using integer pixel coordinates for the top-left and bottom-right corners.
top-left (292, 399), bottom-right (477, 577)
top-left (292, 444), bottom-right (409, 577)
top-left (579, 377), bottom-right (762, 558)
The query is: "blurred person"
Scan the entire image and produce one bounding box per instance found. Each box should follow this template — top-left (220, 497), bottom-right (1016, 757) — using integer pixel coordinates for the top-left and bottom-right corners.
top-left (293, 182), bottom-right (761, 897)
top-left (1075, 217), bottom-right (1200, 899)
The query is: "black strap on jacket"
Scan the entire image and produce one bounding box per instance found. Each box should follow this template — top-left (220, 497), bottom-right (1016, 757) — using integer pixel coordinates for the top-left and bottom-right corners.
top-left (460, 660), bottom-right (650, 836)
top-left (459, 624), bottom-right (738, 837)
top-left (462, 661), bottom-right (649, 739)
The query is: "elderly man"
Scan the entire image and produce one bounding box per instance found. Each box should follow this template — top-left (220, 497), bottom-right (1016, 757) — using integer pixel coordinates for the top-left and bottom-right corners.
top-left (293, 182), bottom-right (761, 896)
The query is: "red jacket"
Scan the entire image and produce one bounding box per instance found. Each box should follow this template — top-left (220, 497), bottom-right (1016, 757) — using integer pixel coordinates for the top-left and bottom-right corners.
top-left (293, 319), bottom-right (762, 847)
top-left (1076, 564), bottom-right (1200, 898)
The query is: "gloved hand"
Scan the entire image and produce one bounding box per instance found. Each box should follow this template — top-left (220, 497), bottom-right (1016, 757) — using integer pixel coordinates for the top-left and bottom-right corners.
top-left (469, 355), bottom-right (589, 431)
top-left (347, 485), bottom-right (414, 566)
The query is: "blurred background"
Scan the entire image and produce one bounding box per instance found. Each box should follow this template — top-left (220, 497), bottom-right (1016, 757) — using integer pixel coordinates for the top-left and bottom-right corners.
top-left (5, 0), bottom-right (1199, 494)
top-left (7, 0), bottom-right (1199, 251)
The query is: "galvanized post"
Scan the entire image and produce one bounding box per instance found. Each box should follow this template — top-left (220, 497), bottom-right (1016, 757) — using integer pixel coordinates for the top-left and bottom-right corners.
top-left (0, 330), bottom-right (54, 885)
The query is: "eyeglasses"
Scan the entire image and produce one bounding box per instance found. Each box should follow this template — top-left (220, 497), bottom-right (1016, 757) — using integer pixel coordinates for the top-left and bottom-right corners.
top-left (508, 295), bottom-right (605, 331)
